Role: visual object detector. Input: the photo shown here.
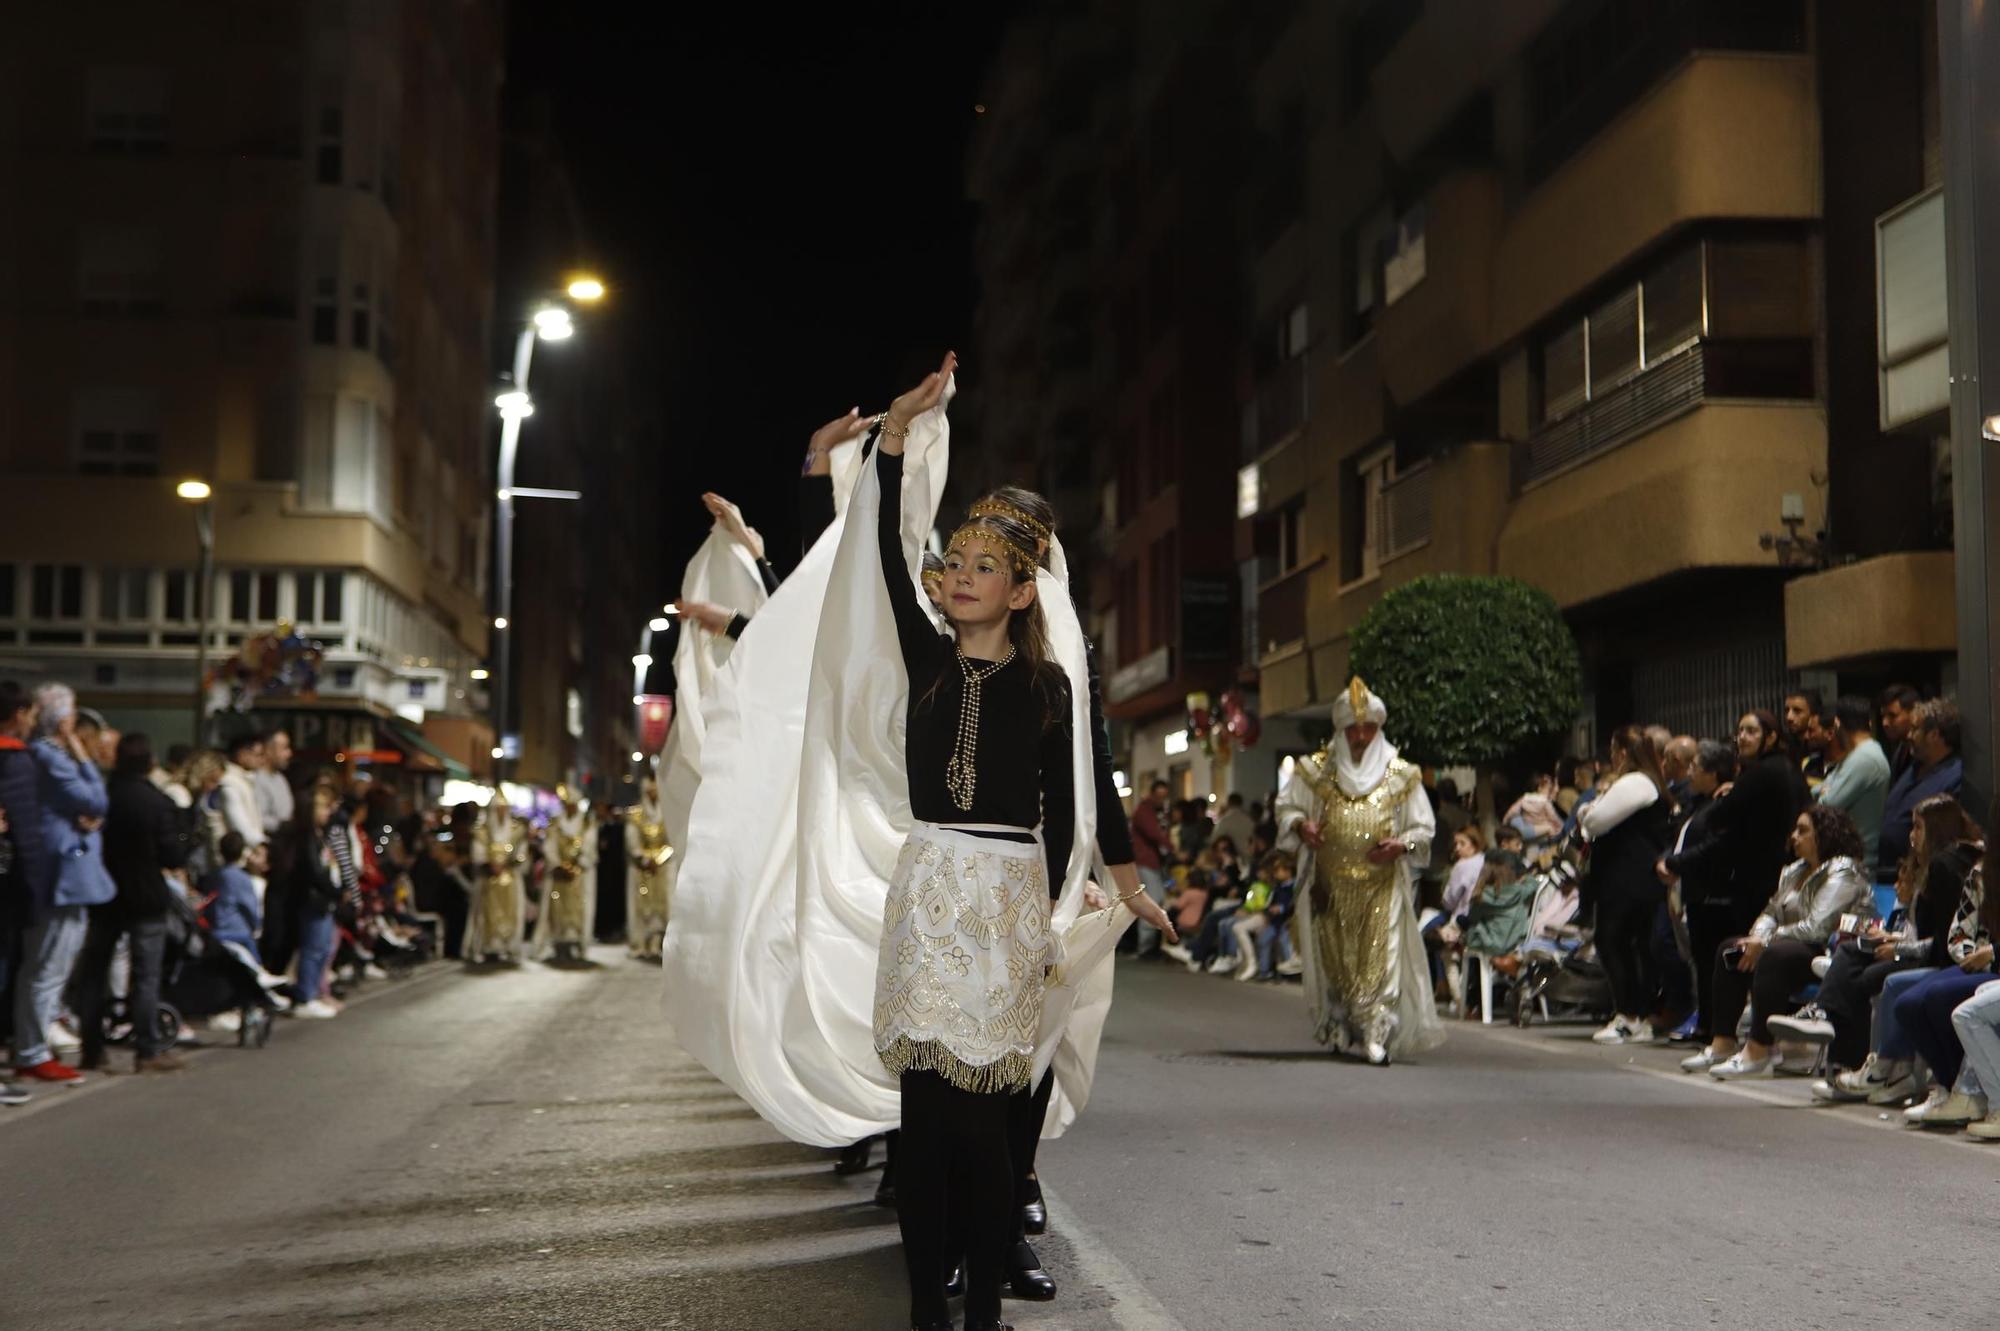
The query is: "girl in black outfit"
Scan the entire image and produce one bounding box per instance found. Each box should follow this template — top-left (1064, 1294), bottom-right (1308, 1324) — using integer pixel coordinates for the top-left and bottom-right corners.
top-left (1659, 711), bottom-right (1809, 1039)
top-left (1581, 726), bottom-right (1674, 1043)
top-left (869, 353), bottom-right (1074, 1331)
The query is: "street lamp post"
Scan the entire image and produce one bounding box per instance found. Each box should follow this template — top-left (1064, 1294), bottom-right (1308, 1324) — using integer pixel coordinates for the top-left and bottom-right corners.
top-left (176, 479), bottom-right (215, 747)
top-left (488, 275), bottom-right (603, 783)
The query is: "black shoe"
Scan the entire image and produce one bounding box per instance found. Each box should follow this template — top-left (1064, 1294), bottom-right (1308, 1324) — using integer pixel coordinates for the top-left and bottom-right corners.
top-left (834, 1137), bottom-right (873, 1175)
top-left (1006, 1242), bottom-right (1057, 1301)
top-left (1021, 1179), bottom-right (1047, 1236)
top-left (943, 1262), bottom-right (965, 1299)
top-left (911, 1322), bottom-right (953, 1331)
top-left (874, 1178), bottom-right (897, 1208)
top-left (964, 1320), bottom-right (1015, 1331)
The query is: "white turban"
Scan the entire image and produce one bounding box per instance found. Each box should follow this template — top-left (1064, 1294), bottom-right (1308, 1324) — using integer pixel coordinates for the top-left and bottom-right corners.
top-left (1330, 677), bottom-right (1395, 798)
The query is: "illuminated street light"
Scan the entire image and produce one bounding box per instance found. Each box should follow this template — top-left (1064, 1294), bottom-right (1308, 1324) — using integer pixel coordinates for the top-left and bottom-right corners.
top-left (470, 667), bottom-right (490, 681)
top-left (532, 306), bottom-right (574, 340)
top-left (567, 276), bottom-right (606, 302)
top-left (648, 616), bottom-right (670, 632)
top-left (632, 653), bottom-right (653, 669)
top-left (493, 616), bottom-right (509, 630)
top-left (175, 479), bottom-right (212, 501)
top-left (494, 389), bottom-right (534, 421)
top-left (176, 479), bottom-right (217, 745)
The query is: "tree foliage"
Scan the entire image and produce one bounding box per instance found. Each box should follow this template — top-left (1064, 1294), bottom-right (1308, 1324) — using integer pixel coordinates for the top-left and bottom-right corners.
top-left (1348, 574), bottom-right (1581, 768)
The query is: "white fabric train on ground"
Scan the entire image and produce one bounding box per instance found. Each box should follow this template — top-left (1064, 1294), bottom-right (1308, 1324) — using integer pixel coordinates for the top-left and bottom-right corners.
top-left (665, 380), bottom-right (1129, 1147)
top-left (657, 525), bottom-right (768, 912)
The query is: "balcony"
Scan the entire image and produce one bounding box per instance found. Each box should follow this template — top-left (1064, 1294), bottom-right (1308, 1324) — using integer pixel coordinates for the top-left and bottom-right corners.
top-left (1376, 169), bottom-right (1502, 406)
top-left (1498, 401), bottom-right (1826, 609)
top-left (1523, 340), bottom-right (1814, 487)
top-left (1256, 562), bottom-right (1312, 660)
top-left (1493, 52), bottom-right (1820, 347)
top-left (1784, 552), bottom-right (1957, 669)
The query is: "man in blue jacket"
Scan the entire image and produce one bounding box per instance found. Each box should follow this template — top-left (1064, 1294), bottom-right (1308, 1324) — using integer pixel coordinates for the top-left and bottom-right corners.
top-left (1877, 698), bottom-right (1965, 881)
top-left (13, 684), bottom-right (117, 1085)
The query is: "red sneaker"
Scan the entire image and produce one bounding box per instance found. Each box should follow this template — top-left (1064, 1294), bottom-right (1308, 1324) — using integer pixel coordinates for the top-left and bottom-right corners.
top-left (18, 1059), bottom-right (83, 1084)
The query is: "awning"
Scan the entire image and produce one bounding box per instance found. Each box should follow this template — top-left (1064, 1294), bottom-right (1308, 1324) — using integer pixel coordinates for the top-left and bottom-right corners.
top-left (384, 720), bottom-right (471, 779)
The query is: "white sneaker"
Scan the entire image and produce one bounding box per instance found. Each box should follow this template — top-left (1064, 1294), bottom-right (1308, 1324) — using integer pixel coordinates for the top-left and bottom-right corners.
top-left (255, 969), bottom-right (290, 990)
top-left (1364, 1040), bottom-right (1390, 1066)
top-left (1905, 1086), bottom-right (1951, 1123)
top-left (267, 992), bottom-right (292, 1013)
top-left (1626, 1019), bottom-right (1655, 1044)
top-left (1869, 1065), bottom-right (1924, 1105)
top-left (1275, 955), bottom-right (1305, 977)
top-left (1766, 1006), bottom-right (1836, 1044)
top-left (1592, 1018), bottom-right (1631, 1045)
top-left (1709, 1051), bottom-right (1774, 1080)
top-left (1967, 1111), bottom-right (2000, 1141)
top-left (1160, 944), bottom-right (1194, 965)
top-left (1206, 955), bottom-right (1236, 975)
top-left (1920, 1090), bottom-right (1986, 1127)
top-left (1812, 1075), bottom-right (1869, 1103)
top-left (291, 999), bottom-right (339, 1020)
top-left (364, 963), bottom-right (391, 980)
top-left (208, 1010), bottom-right (242, 1034)
top-left (48, 1019), bottom-right (81, 1055)
top-left (1810, 954), bottom-right (1832, 979)
top-left (1680, 1047), bottom-right (1722, 1073)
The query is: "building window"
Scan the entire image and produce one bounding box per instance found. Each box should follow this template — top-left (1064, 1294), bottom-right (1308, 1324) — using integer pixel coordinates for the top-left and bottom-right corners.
top-left (1344, 204), bottom-right (1393, 346)
top-left (316, 100), bottom-right (343, 185)
top-left (312, 275), bottom-right (338, 345)
top-left (1542, 322), bottom-right (1589, 422)
top-left (1383, 203), bottom-right (1428, 307)
top-left (164, 570), bottom-right (192, 622)
top-left (0, 564), bottom-right (13, 620)
top-left (31, 566), bottom-right (84, 621)
top-left (1588, 286), bottom-right (1642, 394)
top-left (1277, 499), bottom-right (1305, 574)
top-left (98, 569), bottom-right (150, 622)
top-left (321, 571), bottom-right (345, 624)
top-left (1340, 448), bottom-right (1394, 585)
top-left (1644, 243), bottom-right (1704, 360)
top-left (229, 571), bottom-right (252, 623)
top-left (74, 388), bottom-right (161, 476)
top-left (86, 67), bottom-right (168, 153)
top-left (256, 572), bottom-right (279, 622)
top-left (78, 227), bottom-right (164, 316)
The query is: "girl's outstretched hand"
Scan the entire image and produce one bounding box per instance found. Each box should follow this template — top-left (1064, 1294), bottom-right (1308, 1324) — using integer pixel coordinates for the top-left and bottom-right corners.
top-left (701, 492), bottom-right (765, 562)
top-left (880, 351), bottom-right (957, 455)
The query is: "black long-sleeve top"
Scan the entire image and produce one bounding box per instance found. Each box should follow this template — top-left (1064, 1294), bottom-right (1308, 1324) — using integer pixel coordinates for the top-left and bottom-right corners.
top-left (1083, 639), bottom-right (1135, 866)
top-left (103, 771), bottom-right (192, 919)
top-left (877, 448), bottom-right (1073, 891)
top-left (1664, 750), bottom-right (1807, 915)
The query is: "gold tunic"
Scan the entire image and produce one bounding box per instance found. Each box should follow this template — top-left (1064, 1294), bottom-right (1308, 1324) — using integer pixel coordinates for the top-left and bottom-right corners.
top-left (545, 828), bottom-right (591, 943)
top-left (477, 835), bottom-right (523, 951)
top-left (630, 818), bottom-right (671, 938)
top-left (1306, 756), bottom-right (1421, 1043)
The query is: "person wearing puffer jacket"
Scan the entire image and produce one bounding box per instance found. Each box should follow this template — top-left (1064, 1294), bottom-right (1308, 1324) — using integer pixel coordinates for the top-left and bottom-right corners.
top-left (13, 684), bottom-right (116, 1085)
top-left (1684, 804), bottom-right (1873, 1081)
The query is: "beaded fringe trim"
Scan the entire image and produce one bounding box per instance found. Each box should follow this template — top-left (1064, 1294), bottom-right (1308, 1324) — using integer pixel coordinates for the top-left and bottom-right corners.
top-left (878, 1036), bottom-right (1033, 1095)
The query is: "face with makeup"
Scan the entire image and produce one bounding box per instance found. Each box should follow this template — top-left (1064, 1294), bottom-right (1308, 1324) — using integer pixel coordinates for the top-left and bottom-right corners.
top-left (941, 525), bottom-right (1036, 634)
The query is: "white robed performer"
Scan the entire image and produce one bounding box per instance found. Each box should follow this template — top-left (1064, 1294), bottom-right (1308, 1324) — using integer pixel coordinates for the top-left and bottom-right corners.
top-left (1277, 677), bottom-right (1444, 1065)
top-left (466, 798), bottom-right (529, 964)
top-left (532, 785), bottom-right (597, 963)
top-left (625, 774), bottom-right (672, 959)
top-left (656, 515), bottom-right (770, 925)
top-left (665, 368), bottom-right (1160, 1149)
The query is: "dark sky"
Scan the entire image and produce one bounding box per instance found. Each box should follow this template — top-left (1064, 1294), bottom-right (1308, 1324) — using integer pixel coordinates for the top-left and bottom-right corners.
top-left (504, 3), bottom-right (1008, 587)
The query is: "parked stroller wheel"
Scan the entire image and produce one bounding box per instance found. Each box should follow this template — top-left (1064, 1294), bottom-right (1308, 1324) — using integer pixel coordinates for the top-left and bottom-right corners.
top-left (240, 1006), bottom-right (273, 1049)
top-left (156, 1003), bottom-right (183, 1047)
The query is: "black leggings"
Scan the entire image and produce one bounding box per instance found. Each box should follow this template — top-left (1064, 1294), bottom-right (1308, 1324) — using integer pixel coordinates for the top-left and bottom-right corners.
top-left (1596, 891), bottom-right (1662, 1018)
top-left (1710, 936), bottom-right (1819, 1046)
top-left (1008, 1067), bottom-right (1056, 1242)
top-left (897, 1069), bottom-right (1013, 1326)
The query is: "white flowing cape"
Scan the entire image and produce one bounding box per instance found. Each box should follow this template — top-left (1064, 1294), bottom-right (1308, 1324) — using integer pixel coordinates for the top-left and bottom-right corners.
top-left (665, 385), bottom-right (1128, 1146)
top-left (657, 526), bottom-right (769, 907)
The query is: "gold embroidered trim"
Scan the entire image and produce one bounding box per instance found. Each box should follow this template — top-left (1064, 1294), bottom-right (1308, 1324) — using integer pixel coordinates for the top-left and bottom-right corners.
top-left (878, 1035), bottom-right (1034, 1095)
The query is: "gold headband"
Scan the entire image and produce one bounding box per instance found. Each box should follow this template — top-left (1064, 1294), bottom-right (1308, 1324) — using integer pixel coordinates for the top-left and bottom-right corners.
top-left (920, 567), bottom-right (943, 588)
top-left (947, 522), bottom-right (1038, 576)
top-left (968, 497), bottom-right (1052, 545)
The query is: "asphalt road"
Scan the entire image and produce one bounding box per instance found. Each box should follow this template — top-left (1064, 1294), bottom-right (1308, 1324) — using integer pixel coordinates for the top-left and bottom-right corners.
top-left (3, 950), bottom-right (1991, 1330)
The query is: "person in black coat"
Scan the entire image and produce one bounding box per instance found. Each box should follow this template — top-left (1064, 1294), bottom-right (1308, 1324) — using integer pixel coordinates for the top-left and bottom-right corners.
top-left (1580, 726), bottom-right (1675, 1043)
top-left (1656, 740), bottom-right (1739, 1044)
top-left (1659, 712), bottom-right (1808, 1040)
top-left (74, 734), bottom-right (191, 1072)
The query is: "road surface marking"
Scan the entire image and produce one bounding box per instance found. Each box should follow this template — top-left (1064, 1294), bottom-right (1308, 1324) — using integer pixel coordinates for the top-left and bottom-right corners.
top-left (1042, 1185), bottom-right (1190, 1331)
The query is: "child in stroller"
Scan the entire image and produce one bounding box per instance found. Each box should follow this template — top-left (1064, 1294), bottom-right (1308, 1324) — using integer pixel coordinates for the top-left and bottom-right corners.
top-left (178, 834), bottom-right (290, 1045)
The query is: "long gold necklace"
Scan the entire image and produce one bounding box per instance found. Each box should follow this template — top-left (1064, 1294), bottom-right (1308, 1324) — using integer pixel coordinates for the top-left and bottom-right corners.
top-left (944, 645), bottom-right (1015, 811)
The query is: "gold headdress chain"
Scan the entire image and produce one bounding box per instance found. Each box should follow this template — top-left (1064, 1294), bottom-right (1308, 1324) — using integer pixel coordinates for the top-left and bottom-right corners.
top-left (946, 522), bottom-right (1039, 577)
top-left (967, 497), bottom-right (1052, 545)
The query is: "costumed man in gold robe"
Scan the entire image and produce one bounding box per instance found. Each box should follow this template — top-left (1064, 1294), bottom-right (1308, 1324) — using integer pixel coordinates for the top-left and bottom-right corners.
top-left (534, 784), bottom-right (598, 964)
top-left (467, 798), bottom-right (529, 964)
top-left (1276, 677), bottom-right (1443, 1065)
top-left (625, 774), bottom-right (672, 960)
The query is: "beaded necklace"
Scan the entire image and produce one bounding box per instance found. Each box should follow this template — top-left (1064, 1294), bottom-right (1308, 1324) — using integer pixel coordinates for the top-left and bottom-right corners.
top-left (944, 645), bottom-right (1016, 810)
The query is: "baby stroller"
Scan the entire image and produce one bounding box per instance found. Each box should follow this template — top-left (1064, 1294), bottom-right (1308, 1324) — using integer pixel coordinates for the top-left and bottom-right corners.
top-left (1505, 840), bottom-right (1613, 1027)
top-left (161, 891), bottom-right (282, 1049)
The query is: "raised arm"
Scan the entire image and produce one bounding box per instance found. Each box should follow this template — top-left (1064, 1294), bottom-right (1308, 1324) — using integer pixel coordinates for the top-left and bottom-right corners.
top-left (875, 446), bottom-right (947, 672)
top-left (1038, 673), bottom-right (1076, 895)
top-left (1084, 640), bottom-right (1136, 866)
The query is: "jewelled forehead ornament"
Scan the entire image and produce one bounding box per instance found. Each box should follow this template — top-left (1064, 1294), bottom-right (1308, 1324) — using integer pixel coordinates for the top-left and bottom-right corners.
top-left (946, 522), bottom-right (1038, 576)
top-left (967, 497), bottom-right (1051, 546)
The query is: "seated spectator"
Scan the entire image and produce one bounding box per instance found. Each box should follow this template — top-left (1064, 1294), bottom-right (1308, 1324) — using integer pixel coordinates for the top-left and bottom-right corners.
top-left (1504, 775), bottom-right (1564, 850)
top-left (1877, 698), bottom-right (1963, 882)
top-left (1463, 850), bottom-right (1537, 956)
top-left (1230, 851), bottom-right (1297, 982)
top-left (1682, 805), bottom-right (1873, 1079)
top-left (1891, 879), bottom-right (2000, 1127)
top-left (1948, 972), bottom-right (2000, 1139)
top-left (1494, 858), bottom-right (1585, 974)
top-left (1789, 795), bottom-right (1978, 1097)
top-left (1422, 827), bottom-right (1486, 988)
top-left (1162, 859), bottom-right (1244, 973)
top-left (203, 832), bottom-right (264, 961)
top-left (1169, 851), bottom-right (1217, 938)
top-left (1492, 825), bottom-right (1526, 859)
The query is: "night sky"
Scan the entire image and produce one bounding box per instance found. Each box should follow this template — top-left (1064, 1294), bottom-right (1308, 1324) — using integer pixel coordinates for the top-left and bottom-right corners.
top-left (504, 3), bottom-right (1008, 586)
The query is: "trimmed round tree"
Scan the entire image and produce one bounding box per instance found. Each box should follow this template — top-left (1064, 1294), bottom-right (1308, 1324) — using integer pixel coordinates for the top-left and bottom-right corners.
top-left (1347, 574), bottom-right (1581, 769)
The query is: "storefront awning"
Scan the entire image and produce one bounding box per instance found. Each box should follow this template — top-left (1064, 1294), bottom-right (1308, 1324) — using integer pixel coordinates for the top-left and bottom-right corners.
top-left (384, 720), bottom-right (471, 779)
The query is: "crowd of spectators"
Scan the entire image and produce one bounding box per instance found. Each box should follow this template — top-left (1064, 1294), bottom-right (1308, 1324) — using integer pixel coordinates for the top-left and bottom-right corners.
top-left (0, 679), bottom-right (469, 1105)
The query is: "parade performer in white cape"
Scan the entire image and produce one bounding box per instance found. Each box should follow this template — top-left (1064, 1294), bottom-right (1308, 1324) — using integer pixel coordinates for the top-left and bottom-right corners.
top-left (1277, 677), bottom-right (1444, 1065)
top-left (466, 797), bottom-right (528, 964)
top-left (531, 784), bottom-right (597, 963)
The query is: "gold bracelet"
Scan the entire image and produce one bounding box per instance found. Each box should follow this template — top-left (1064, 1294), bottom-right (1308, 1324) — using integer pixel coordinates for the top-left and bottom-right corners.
top-left (1114, 886), bottom-right (1149, 904)
top-left (879, 416), bottom-right (912, 439)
